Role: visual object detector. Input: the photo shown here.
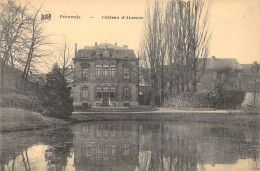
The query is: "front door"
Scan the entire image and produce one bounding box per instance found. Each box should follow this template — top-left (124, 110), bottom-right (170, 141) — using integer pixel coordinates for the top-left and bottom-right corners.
top-left (102, 87), bottom-right (109, 106)
top-left (102, 92), bottom-right (109, 106)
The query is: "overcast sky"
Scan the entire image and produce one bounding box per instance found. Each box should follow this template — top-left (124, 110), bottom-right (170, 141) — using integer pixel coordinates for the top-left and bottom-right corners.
top-left (30, 0), bottom-right (259, 67)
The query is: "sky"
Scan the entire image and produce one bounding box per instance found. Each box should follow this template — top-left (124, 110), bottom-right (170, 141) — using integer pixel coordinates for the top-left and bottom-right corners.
top-left (26, 0), bottom-right (260, 69)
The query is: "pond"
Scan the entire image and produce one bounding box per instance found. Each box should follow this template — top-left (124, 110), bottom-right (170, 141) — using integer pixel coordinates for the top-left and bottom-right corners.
top-left (0, 121), bottom-right (259, 171)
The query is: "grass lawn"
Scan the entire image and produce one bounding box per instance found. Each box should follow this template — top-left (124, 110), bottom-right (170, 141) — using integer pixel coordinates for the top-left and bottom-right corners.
top-left (0, 108), bottom-right (68, 132)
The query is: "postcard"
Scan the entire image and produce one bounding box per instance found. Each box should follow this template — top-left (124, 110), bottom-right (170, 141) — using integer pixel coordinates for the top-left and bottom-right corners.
top-left (0, 0), bottom-right (259, 170)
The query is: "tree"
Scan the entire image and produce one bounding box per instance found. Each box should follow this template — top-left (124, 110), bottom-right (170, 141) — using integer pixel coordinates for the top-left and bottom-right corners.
top-left (54, 37), bottom-right (73, 76)
top-left (44, 63), bottom-right (73, 118)
top-left (0, 0), bottom-right (30, 92)
top-left (251, 61), bottom-right (260, 105)
top-left (166, 0), bottom-right (210, 93)
top-left (139, 0), bottom-right (166, 106)
top-left (20, 2), bottom-right (51, 91)
top-left (140, 0), bottom-right (211, 106)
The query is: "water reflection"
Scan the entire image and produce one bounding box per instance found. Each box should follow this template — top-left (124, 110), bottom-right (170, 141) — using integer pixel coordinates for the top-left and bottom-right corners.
top-left (0, 121), bottom-right (259, 171)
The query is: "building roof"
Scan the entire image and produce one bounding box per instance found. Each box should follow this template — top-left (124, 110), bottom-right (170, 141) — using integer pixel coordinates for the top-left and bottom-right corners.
top-left (241, 64), bottom-right (252, 70)
top-left (75, 43), bottom-right (136, 59)
top-left (205, 56), bottom-right (242, 70)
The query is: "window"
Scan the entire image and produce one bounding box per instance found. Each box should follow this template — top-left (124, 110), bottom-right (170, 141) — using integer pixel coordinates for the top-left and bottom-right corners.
top-left (96, 65), bottom-right (102, 79)
top-left (110, 87), bottom-right (116, 98)
top-left (110, 65), bottom-right (116, 79)
top-left (81, 86), bottom-right (88, 99)
top-left (124, 68), bottom-right (130, 79)
top-left (82, 68), bottom-right (88, 78)
top-left (96, 87), bottom-right (102, 98)
top-left (103, 65), bottom-right (109, 79)
top-left (123, 87), bottom-right (130, 99)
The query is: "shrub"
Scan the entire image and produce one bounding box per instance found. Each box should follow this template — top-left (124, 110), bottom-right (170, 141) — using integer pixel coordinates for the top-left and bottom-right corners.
top-left (165, 90), bottom-right (246, 109)
top-left (0, 93), bottom-right (42, 111)
top-left (213, 90), bottom-right (246, 109)
top-left (165, 92), bottom-right (215, 109)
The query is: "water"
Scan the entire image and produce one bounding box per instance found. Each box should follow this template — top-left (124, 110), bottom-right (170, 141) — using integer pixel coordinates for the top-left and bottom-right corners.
top-left (0, 121), bottom-right (259, 171)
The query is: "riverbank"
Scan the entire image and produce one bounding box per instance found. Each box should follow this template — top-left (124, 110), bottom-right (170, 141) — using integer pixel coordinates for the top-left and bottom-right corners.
top-left (72, 108), bottom-right (260, 128)
top-left (0, 108), bottom-right (69, 132)
top-left (1, 107), bottom-right (259, 132)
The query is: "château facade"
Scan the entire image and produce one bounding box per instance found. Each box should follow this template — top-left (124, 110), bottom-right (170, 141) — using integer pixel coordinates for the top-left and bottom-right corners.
top-left (70, 43), bottom-right (138, 107)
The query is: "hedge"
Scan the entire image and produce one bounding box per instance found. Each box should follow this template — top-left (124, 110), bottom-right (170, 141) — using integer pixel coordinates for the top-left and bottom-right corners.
top-left (165, 90), bottom-right (246, 109)
top-left (0, 93), bottom-right (43, 112)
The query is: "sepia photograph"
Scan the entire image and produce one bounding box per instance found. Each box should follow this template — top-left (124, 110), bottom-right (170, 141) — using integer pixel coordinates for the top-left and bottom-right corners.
top-left (0, 0), bottom-right (259, 170)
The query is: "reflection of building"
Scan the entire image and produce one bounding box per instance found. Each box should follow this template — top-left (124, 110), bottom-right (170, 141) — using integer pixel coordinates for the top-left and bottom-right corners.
top-left (72, 122), bottom-right (139, 171)
top-left (70, 43), bottom-right (138, 107)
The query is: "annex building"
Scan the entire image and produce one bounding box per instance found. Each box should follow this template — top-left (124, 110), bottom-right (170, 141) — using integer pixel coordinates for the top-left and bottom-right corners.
top-left (70, 43), bottom-right (138, 107)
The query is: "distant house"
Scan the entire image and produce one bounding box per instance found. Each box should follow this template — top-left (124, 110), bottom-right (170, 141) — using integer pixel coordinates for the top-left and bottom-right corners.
top-left (70, 43), bottom-right (139, 107)
top-left (240, 64), bottom-right (260, 92)
top-left (198, 56), bottom-right (243, 92)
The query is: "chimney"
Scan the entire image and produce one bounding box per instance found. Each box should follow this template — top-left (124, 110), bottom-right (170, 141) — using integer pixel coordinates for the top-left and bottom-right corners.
top-left (115, 42), bottom-right (117, 46)
top-left (75, 43), bottom-right (78, 57)
top-left (95, 42), bottom-right (97, 46)
top-left (123, 45), bottom-right (128, 49)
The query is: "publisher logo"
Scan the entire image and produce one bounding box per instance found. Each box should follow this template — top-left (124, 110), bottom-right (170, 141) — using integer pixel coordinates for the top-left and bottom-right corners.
top-left (41, 14), bottom-right (51, 20)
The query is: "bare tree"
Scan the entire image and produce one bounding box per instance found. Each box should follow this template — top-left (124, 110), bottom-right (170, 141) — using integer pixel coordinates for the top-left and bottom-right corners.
top-left (19, 2), bottom-right (51, 91)
top-left (251, 61), bottom-right (260, 105)
top-left (139, 0), bottom-right (166, 106)
top-left (140, 0), bottom-right (210, 105)
top-left (54, 37), bottom-right (74, 76)
top-left (165, 0), bottom-right (211, 94)
top-left (186, 0), bottom-right (211, 92)
top-left (0, 0), bottom-right (30, 92)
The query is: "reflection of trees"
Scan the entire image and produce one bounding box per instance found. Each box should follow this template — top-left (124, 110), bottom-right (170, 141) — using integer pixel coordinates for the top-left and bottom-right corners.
top-left (144, 123), bottom-right (198, 171)
top-left (0, 131), bottom-right (35, 171)
top-left (251, 128), bottom-right (259, 169)
top-left (1, 122), bottom-right (259, 170)
top-left (0, 128), bottom-right (73, 171)
top-left (21, 150), bottom-right (31, 171)
top-left (138, 122), bottom-right (260, 171)
top-left (44, 128), bottom-right (73, 171)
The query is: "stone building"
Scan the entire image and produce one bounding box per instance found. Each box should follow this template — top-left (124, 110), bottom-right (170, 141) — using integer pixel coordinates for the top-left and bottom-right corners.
top-left (70, 43), bottom-right (138, 107)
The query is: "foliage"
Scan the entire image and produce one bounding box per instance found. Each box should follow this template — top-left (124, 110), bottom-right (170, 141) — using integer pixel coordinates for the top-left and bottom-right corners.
top-left (213, 89), bottom-right (246, 109)
top-left (0, 93), bottom-right (42, 111)
top-left (165, 90), bottom-right (246, 109)
top-left (165, 92), bottom-right (214, 109)
top-left (43, 64), bottom-right (73, 118)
